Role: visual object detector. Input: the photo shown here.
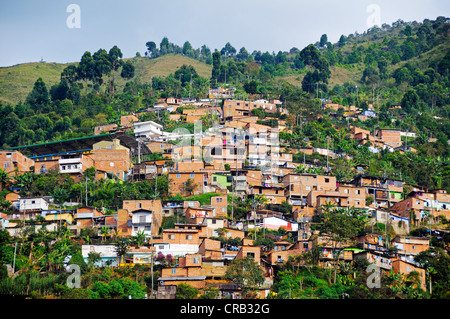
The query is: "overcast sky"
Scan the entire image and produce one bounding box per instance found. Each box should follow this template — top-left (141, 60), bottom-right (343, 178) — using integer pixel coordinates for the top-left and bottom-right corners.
top-left (0, 0), bottom-right (449, 67)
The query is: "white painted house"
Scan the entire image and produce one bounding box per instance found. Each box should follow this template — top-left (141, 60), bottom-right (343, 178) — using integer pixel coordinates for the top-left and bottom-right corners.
top-left (263, 216), bottom-right (298, 232)
top-left (19, 197), bottom-right (49, 212)
top-left (133, 120), bottom-right (163, 138)
top-left (81, 245), bottom-right (118, 267)
top-left (131, 209), bottom-right (154, 237)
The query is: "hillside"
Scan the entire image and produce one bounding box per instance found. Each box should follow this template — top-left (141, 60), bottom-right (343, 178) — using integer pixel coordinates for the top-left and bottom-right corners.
top-left (0, 62), bottom-right (70, 105)
top-left (0, 54), bottom-right (212, 105)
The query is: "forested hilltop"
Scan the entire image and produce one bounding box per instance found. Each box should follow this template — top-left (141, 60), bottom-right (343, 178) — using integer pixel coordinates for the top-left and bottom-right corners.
top-left (0, 16), bottom-right (449, 192)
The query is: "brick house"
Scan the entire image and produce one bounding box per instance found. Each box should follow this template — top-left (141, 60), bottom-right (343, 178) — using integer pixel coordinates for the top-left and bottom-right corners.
top-left (120, 114), bottom-right (139, 129)
top-left (211, 195), bottom-right (228, 218)
top-left (153, 228), bottom-right (200, 256)
top-left (392, 258), bottom-right (427, 291)
top-left (265, 241), bottom-right (301, 266)
top-left (199, 238), bottom-right (223, 260)
top-left (184, 206), bottom-right (214, 225)
top-left (236, 245), bottom-right (261, 264)
top-left (94, 123), bottom-right (118, 135)
top-left (283, 173), bottom-right (337, 205)
top-left (406, 189), bottom-right (450, 220)
top-left (74, 206), bottom-right (104, 234)
top-left (391, 235), bottom-right (430, 257)
top-left (158, 254), bottom-right (206, 290)
top-left (249, 185), bottom-right (285, 205)
top-left (376, 129), bottom-right (402, 148)
top-left (174, 223), bottom-right (208, 239)
top-left (145, 141), bottom-right (173, 154)
top-left (168, 171), bottom-right (206, 196)
top-left (123, 199), bottom-right (163, 237)
top-left (91, 139), bottom-right (131, 181)
top-left (117, 209), bottom-right (132, 236)
top-left (0, 150), bottom-right (35, 176)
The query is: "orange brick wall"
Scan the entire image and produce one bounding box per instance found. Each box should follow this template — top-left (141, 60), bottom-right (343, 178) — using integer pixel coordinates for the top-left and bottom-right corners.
top-left (169, 172), bottom-right (205, 196)
top-left (0, 151), bottom-right (35, 175)
top-left (91, 149), bottom-right (131, 179)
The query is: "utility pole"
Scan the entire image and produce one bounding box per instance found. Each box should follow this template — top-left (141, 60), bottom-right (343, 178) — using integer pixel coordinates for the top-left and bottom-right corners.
top-left (137, 140), bottom-right (141, 164)
top-left (150, 219), bottom-right (154, 299)
top-left (85, 177), bottom-right (89, 206)
top-left (326, 136), bottom-right (331, 172)
top-left (189, 73), bottom-right (193, 100)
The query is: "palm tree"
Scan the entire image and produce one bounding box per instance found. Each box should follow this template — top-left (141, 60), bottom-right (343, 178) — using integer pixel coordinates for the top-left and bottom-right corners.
top-left (51, 185), bottom-right (69, 230)
top-left (0, 168), bottom-right (11, 191)
top-left (13, 171), bottom-right (35, 194)
top-left (100, 226), bottom-right (110, 242)
top-left (133, 230), bottom-right (147, 248)
top-left (114, 237), bottom-right (130, 264)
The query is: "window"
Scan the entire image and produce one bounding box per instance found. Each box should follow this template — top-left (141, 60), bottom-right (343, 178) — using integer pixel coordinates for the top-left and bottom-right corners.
top-left (216, 197), bottom-right (222, 203)
top-left (356, 190), bottom-right (361, 194)
top-left (139, 216), bottom-right (145, 223)
top-left (190, 173), bottom-right (194, 178)
top-left (193, 257), bottom-right (200, 264)
top-left (168, 234), bottom-right (175, 240)
top-left (176, 173), bottom-right (181, 178)
top-left (138, 203), bottom-right (142, 208)
top-left (171, 269), bottom-right (176, 274)
top-left (325, 178), bottom-right (329, 183)
top-left (186, 235), bottom-right (193, 240)
top-left (246, 252), bottom-right (255, 259)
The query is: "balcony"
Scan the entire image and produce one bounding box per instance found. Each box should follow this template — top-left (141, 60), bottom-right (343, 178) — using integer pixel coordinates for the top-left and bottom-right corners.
top-left (59, 157), bottom-right (82, 165)
top-left (59, 164), bottom-right (82, 174)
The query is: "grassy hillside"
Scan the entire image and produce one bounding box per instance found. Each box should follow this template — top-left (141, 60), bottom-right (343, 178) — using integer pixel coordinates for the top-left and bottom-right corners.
top-left (0, 54), bottom-right (212, 105)
top-left (0, 62), bottom-right (70, 105)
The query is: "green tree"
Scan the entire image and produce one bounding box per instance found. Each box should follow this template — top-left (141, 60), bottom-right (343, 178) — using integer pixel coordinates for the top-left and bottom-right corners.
top-left (225, 256), bottom-right (265, 291)
top-left (108, 45), bottom-right (123, 96)
top-left (120, 60), bottom-right (135, 80)
top-left (319, 34), bottom-right (328, 47)
top-left (211, 51), bottom-right (221, 84)
top-left (77, 51), bottom-right (96, 94)
top-left (401, 89), bottom-right (419, 112)
top-left (319, 207), bottom-right (367, 283)
top-left (184, 178), bottom-right (198, 196)
top-left (114, 238), bottom-right (130, 264)
top-left (0, 168), bottom-right (11, 191)
top-left (93, 48), bottom-right (112, 85)
top-left (26, 77), bottom-right (50, 113)
top-left (176, 283), bottom-right (199, 299)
